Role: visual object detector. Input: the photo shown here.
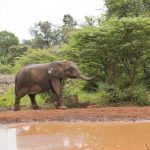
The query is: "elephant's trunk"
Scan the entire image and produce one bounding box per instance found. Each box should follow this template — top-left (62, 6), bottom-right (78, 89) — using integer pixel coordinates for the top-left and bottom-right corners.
top-left (78, 74), bottom-right (96, 81)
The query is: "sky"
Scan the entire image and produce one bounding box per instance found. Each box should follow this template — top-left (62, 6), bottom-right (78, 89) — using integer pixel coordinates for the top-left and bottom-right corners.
top-left (0, 0), bottom-right (105, 41)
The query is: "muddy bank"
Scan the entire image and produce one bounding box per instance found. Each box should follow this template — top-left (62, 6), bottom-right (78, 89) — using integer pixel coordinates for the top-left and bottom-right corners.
top-left (0, 106), bottom-right (150, 124)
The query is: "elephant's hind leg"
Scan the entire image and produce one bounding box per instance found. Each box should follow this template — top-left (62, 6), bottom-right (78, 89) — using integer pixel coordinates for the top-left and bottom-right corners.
top-left (28, 94), bottom-right (41, 110)
top-left (14, 87), bottom-right (28, 111)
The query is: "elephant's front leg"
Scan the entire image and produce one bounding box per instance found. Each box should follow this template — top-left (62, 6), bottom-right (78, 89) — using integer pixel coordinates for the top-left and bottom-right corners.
top-left (51, 79), bottom-right (66, 109)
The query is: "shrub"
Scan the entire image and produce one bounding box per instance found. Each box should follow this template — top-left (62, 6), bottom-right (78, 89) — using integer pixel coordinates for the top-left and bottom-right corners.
top-left (63, 80), bottom-right (105, 106)
top-left (0, 56), bottom-right (8, 65)
top-left (63, 79), bottom-right (85, 97)
top-left (103, 84), bottom-right (150, 106)
top-left (0, 65), bottom-right (12, 74)
top-left (7, 45), bottom-right (28, 65)
top-left (123, 86), bottom-right (150, 105)
top-left (13, 49), bottom-right (57, 73)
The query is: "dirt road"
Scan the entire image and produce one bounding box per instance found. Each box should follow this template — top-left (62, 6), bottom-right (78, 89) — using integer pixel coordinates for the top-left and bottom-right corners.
top-left (0, 106), bottom-right (150, 124)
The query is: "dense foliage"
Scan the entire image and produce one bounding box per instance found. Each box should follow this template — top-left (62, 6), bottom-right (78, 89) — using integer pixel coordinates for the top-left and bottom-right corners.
top-left (13, 49), bottom-right (57, 72)
top-left (0, 31), bottom-right (19, 56)
top-left (105, 0), bottom-right (150, 18)
top-left (64, 17), bottom-right (150, 87)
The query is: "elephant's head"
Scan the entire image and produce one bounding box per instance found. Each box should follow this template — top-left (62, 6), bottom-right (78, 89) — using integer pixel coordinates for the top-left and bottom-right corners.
top-left (48, 61), bottom-right (96, 81)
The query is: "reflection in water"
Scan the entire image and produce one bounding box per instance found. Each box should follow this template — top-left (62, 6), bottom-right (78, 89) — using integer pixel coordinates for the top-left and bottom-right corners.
top-left (0, 128), bottom-right (17, 149)
top-left (0, 122), bottom-right (150, 150)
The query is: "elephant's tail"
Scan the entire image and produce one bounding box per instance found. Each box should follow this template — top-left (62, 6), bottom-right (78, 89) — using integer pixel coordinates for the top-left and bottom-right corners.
top-left (15, 76), bottom-right (17, 97)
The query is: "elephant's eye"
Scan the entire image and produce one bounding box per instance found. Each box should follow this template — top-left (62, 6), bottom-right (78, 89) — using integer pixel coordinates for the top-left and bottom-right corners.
top-left (65, 68), bottom-right (71, 73)
top-left (70, 67), bottom-right (76, 72)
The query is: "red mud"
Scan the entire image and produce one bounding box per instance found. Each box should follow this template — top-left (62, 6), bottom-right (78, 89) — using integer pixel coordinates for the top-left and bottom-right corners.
top-left (0, 106), bottom-right (150, 124)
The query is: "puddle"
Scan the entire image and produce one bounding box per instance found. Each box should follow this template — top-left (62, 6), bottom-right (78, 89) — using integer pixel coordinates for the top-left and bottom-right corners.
top-left (0, 121), bottom-right (150, 150)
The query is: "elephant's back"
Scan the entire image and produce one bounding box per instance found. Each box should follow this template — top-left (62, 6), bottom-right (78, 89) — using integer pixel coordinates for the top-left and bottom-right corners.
top-left (23, 63), bottom-right (48, 70)
top-left (16, 63), bottom-right (49, 86)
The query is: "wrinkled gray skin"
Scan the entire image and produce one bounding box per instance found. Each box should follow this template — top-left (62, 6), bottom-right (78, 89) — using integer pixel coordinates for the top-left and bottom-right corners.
top-left (14, 61), bottom-right (96, 111)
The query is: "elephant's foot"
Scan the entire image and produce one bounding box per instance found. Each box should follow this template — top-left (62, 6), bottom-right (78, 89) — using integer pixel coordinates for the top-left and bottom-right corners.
top-left (14, 106), bottom-right (21, 111)
top-left (57, 105), bottom-right (67, 109)
top-left (57, 100), bottom-right (67, 109)
top-left (32, 105), bottom-right (41, 110)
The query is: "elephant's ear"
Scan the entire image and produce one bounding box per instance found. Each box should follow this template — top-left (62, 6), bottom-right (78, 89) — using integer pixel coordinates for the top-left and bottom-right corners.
top-left (48, 62), bottom-right (65, 79)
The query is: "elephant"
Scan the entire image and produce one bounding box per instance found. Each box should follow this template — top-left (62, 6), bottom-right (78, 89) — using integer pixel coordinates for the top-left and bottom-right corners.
top-left (14, 61), bottom-right (96, 111)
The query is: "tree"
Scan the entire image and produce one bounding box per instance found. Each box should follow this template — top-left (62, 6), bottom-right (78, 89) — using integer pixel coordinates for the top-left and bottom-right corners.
top-left (61, 14), bottom-right (77, 44)
top-left (105, 0), bottom-right (150, 18)
top-left (64, 17), bottom-right (150, 87)
top-left (84, 16), bottom-right (95, 26)
top-left (7, 45), bottom-right (28, 65)
top-left (22, 39), bottom-right (32, 46)
top-left (14, 49), bottom-right (57, 72)
top-left (63, 14), bottom-right (77, 27)
top-left (51, 28), bottom-right (63, 46)
top-left (30, 21), bottom-right (63, 49)
top-left (143, 51), bottom-right (150, 88)
top-left (61, 26), bottom-right (76, 44)
top-left (0, 31), bottom-right (19, 56)
top-left (30, 21), bottom-right (52, 48)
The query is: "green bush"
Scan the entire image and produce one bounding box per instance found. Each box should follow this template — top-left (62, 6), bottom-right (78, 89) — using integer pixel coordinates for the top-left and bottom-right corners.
top-left (63, 79), bottom-right (85, 97)
top-left (63, 80), bottom-right (105, 105)
top-left (103, 84), bottom-right (150, 106)
top-left (123, 86), bottom-right (150, 105)
top-left (0, 65), bottom-right (12, 74)
top-left (0, 56), bottom-right (8, 65)
top-left (48, 80), bottom-right (150, 106)
top-left (13, 49), bottom-right (57, 73)
top-left (7, 45), bottom-right (28, 65)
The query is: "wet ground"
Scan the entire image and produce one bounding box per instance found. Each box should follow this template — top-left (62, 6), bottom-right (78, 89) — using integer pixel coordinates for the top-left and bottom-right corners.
top-left (1, 107), bottom-right (150, 124)
top-left (1, 121), bottom-right (150, 150)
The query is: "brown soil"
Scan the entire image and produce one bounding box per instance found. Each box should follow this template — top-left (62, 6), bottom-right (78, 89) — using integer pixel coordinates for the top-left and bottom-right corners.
top-left (0, 106), bottom-right (150, 124)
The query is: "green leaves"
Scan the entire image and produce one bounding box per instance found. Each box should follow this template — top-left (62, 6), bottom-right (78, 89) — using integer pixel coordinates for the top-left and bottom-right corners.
top-left (13, 49), bottom-right (57, 72)
top-left (63, 14), bottom-right (77, 27)
top-left (105, 0), bottom-right (150, 18)
top-left (0, 31), bottom-right (19, 56)
top-left (65, 17), bottom-right (150, 87)
top-left (30, 21), bottom-right (63, 49)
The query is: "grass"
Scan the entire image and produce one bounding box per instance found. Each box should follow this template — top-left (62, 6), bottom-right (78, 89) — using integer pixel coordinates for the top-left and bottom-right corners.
top-left (0, 84), bottom-right (150, 109)
top-left (0, 87), bottom-right (106, 109)
top-left (0, 87), bottom-right (46, 109)
top-left (78, 91), bottom-right (106, 105)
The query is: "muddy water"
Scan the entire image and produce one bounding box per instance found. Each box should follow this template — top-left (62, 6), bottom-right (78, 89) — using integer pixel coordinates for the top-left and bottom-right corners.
top-left (0, 122), bottom-right (150, 150)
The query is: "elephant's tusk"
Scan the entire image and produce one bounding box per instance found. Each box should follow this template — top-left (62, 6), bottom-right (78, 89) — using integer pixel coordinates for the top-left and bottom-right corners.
top-left (48, 68), bottom-right (54, 74)
top-left (78, 74), bottom-right (97, 81)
